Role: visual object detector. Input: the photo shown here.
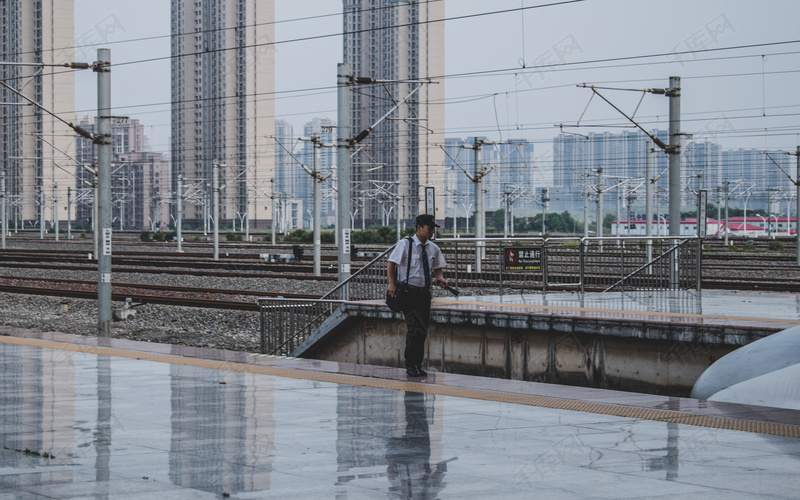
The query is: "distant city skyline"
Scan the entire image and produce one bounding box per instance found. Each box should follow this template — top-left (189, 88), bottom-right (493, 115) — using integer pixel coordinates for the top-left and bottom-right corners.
top-left (70, 1), bottom-right (800, 160)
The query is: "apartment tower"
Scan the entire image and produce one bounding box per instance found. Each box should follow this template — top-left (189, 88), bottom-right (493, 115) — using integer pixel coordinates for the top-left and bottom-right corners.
top-left (343, 0), bottom-right (445, 227)
top-left (0, 0), bottom-right (75, 229)
top-left (171, 0), bottom-right (274, 228)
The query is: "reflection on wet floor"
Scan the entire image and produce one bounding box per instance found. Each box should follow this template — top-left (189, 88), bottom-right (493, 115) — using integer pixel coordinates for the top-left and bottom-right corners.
top-left (1, 335), bottom-right (800, 498)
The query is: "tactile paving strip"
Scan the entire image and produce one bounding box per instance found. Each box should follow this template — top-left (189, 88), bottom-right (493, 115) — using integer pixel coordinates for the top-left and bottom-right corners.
top-left (4, 335), bottom-right (799, 439)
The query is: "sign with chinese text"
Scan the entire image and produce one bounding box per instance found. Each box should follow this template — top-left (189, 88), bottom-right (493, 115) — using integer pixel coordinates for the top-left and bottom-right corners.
top-left (503, 247), bottom-right (541, 271)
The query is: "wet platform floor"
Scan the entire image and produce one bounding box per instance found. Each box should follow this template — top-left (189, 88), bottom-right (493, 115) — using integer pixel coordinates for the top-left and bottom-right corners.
top-left (1, 323), bottom-right (800, 499)
top-left (426, 289), bottom-right (800, 332)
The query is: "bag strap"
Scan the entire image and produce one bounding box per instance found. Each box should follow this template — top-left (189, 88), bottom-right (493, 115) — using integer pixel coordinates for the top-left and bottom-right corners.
top-left (395, 236), bottom-right (413, 284)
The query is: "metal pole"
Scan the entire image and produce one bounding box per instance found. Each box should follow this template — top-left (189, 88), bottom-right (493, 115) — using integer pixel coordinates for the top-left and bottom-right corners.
top-left (583, 170), bottom-right (589, 238)
top-left (645, 141), bottom-right (653, 263)
top-left (396, 186), bottom-right (401, 243)
top-left (67, 186), bottom-right (72, 240)
top-left (53, 183), bottom-right (59, 242)
top-left (1, 170), bottom-right (5, 249)
top-left (596, 168), bottom-right (603, 240)
top-left (245, 189), bottom-right (250, 241)
top-left (724, 181), bottom-right (730, 246)
top-left (96, 48), bottom-right (112, 337)
top-left (176, 177), bottom-right (183, 252)
top-left (796, 145), bottom-right (799, 265)
top-left (39, 188), bottom-right (45, 239)
top-left (668, 76), bottom-right (681, 287)
top-left (271, 194), bottom-right (276, 245)
top-left (615, 183), bottom-right (621, 244)
top-left (474, 138), bottom-right (484, 272)
top-left (503, 187), bottom-right (509, 239)
top-left (668, 76), bottom-right (681, 236)
top-left (93, 182), bottom-right (98, 258)
top-left (336, 63), bottom-right (352, 290)
top-left (213, 162), bottom-right (220, 261)
top-left (313, 136), bottom-right (321, 277)
top-left (542, 188), bottom-right (548, 234)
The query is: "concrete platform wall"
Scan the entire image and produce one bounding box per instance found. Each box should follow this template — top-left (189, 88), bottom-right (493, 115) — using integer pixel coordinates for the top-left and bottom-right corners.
top-left (301, 306), bottom-right (746, 397)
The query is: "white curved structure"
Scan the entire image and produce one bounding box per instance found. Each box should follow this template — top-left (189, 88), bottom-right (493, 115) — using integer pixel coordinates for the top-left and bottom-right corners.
top-left (691, 324), bottom-right (800, 409)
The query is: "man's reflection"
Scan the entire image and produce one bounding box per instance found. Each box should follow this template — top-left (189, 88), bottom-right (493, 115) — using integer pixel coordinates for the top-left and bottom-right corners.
top-left (386, 391), bottom-right (449, 498)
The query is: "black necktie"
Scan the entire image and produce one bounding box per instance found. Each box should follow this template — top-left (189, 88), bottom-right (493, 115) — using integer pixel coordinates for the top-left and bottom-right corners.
top-left (421, 245), bottom-right (431, 288)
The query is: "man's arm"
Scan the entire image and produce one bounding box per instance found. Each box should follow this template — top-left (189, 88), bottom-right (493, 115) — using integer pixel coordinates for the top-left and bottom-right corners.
top-left (387, 261), bottom-right (398, 296)
top-left (433, 267), bottom-right (447, 288)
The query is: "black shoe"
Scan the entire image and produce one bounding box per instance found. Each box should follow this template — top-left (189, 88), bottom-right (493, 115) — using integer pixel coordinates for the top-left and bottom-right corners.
top-left (416, 366), bottom-right (427, 376)
top-left (406, 366), bottom-right (421, 377)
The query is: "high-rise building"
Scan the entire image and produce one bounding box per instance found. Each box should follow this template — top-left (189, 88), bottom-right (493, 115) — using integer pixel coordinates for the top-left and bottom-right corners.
top-left (443, 138), bottom-right (539, 227)
top-left (343, 0), bottom-right (445, 227)
top-left (302, 118), bottom-right (337, 224)
top-left (0, 0), bottom-right (75, 229)
top-left (75, 117), bottom-right (169, 231)
top-left (552, 130), bottom-right (670, 213)
top-left (171, 0), bottom-right (274, 229)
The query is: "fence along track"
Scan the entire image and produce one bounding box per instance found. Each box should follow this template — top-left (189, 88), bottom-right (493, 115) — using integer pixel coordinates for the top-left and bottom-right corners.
top-left (259, 236), bottom-right (701, 355)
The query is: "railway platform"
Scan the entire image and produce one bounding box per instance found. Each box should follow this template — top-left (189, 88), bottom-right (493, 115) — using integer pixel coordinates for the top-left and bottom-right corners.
top-left (288, 289), bottom-right (800, 396)
top-left (423, 288), bottom-right (800, 333)
top-left (2, 305), bottom-right (800, 498)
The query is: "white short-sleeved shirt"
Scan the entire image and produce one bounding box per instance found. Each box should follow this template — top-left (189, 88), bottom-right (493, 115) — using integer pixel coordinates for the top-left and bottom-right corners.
top-left (388, 235), bottom-right (446, 288)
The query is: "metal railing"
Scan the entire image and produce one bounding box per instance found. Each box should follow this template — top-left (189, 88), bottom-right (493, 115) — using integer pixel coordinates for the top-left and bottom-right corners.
top-left (438, 236), bottom-right (700, 295)
top-left (257, 245), bottom-right (397, 355)
top-left (258, 236), bottom-right (701, 354)
top-left (258, 298), bottom-right (345, 355)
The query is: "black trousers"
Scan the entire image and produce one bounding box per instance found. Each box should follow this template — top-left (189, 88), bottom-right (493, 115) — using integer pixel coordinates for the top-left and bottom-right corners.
top-left (403, 286), bottom-right (431, 368)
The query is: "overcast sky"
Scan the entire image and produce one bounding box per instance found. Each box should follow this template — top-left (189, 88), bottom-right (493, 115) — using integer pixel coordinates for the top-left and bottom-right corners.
top-left (73, 0), bottom-right (800, 159)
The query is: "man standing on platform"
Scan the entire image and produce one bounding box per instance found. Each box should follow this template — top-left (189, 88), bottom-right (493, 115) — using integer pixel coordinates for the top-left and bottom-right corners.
top-left (387, 214), bottom-right (448, 377)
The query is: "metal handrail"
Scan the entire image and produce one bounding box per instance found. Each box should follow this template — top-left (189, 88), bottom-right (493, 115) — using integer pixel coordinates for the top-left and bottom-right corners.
top-left (258, 235), bottom-right (702, 354)
top-left (602, 238), bottom-right (693, 292)
top-left (321, 243), bottom-right (397, 301)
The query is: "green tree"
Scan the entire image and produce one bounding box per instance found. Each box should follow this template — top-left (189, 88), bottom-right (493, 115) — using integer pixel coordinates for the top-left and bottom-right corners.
top-left (603, 213), bottom-right (616, 231)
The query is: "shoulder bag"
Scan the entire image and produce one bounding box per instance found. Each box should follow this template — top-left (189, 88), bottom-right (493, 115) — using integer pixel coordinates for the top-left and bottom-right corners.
top-left (386, 237), bottom-right (413, 312)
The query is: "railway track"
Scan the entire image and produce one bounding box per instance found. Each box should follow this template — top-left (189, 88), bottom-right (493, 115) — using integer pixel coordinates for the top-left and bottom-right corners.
top-left (0, 276), bottom-right (322, 311)
top-left (3, 241), bottom-right (800, 307)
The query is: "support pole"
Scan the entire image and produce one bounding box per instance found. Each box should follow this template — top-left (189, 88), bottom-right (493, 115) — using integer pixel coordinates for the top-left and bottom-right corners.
top-left (40, 189), bottom-right (45, 239)
top-left (337, 63), bottom-right (352, 292)
top-left (596, 168), bottom-right (603, 240)
top-left (67, 186), bottom-right (72, 240)
top-left (667, 76), bottom-right (681, 286)
top-left (474, 138), bottom-right (485, 272)
top-left (645, 141), bottom-right (653, 263)
top-left (503, 186), bottom-right (509, 239)
top-left (396, 187), bottom-right (401, 243)
top-left (313, 136), bottom-right (321, 277)
top-left (93, 181), bottom-right (98, 258)
top-left (597, 168), bottom-right (604, 252)
top-left (615, 183), bottom-right (621, 245)
top-left (53, 183), bottom-right (59, 242)
top-left (1, 170), bottom-right (5, 249)
top-left (176, 177), bottom-right (183, 252)
top-left (213, 162), bottom-right (220, 261)
top-left (583, 170), bottom-right (590, 239)
top-left (271, 180), bottom-right (276, 246)
top-left (796, 145), bottom-right (799, 265)
top-left (724, 181), bottom-right (730, 246)
top-left (96, 48), bottom-right (112, 337)
top-left (541, 188), bottom-right (549, 234)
